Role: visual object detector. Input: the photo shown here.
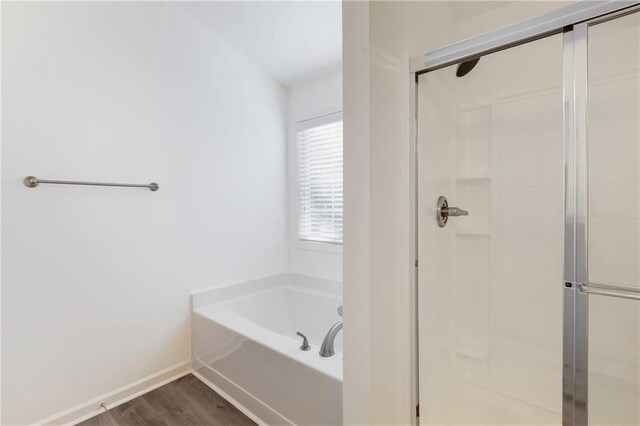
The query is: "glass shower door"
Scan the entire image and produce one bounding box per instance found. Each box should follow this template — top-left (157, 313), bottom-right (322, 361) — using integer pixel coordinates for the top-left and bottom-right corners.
top-left (416, 6), bottom-right (640, 426)
top-left (584, 11), bottom-right (640, 426)
top-left (417, 32), bottom-right (565, 425)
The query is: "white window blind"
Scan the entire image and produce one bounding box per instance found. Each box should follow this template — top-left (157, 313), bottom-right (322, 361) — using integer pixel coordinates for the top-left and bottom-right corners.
top-left (297, 118), bottom-right (343, 245)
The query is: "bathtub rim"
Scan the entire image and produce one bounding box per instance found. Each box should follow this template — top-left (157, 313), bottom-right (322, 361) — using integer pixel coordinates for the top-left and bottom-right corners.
top-left (191, 272), bottom-right (342, 310)
top-left (192, 282), bottom-right (343, 383)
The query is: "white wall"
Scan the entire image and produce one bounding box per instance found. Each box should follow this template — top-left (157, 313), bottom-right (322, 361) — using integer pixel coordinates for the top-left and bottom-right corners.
top-left (287, 70), bottom-right (343, 282)
top-left (341, 3), bottom-right (372, 423)
top-left (1, 2), bottom-right (287, 424)
top-left (343, 2), bottom-right (575, 425)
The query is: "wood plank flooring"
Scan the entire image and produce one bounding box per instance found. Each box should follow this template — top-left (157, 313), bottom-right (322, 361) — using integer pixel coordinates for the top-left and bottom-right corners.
top-left (77, 374), bottom-right (256, 426)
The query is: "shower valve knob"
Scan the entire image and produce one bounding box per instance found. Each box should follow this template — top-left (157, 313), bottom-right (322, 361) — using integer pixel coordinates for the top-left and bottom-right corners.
top-left (436, 196), bottom-right (469, 227)
top-left (445, 206), bottom-right (469, 217)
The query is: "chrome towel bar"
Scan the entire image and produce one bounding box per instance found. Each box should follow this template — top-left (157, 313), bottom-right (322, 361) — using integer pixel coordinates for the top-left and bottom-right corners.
top-left (579, 282), bottom-right (640, 301)
top-left (23, 176), bottom-right (159, 192)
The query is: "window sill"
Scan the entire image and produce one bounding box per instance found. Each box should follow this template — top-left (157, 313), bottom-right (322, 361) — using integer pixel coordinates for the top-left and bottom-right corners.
top-left (295, 239), bottom-right (343, 254)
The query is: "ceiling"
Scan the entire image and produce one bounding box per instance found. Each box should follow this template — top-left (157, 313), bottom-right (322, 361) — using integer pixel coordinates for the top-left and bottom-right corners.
top-left (179, 1), bottom-right (342, 88)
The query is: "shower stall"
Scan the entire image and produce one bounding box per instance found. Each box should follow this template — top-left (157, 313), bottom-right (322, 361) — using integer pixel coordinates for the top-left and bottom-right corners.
top-left (412, 2), bottom-right (640, 425)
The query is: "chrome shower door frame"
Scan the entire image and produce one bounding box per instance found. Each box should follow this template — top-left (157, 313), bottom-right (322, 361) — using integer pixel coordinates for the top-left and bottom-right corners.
top-left (410, 2), bottom-right (640, 425)
top-left (562, 22), bottom-right (589, 426)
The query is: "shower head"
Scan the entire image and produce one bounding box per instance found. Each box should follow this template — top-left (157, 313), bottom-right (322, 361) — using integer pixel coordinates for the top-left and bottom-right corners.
top-left (456, 57), bottom-right (480, 77)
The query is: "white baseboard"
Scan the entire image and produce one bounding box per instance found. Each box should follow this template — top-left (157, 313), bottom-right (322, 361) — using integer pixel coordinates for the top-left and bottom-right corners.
top-left (35, 360), bottom-right (191, 426)
top-left (190, 368), bottom-right (267, 426)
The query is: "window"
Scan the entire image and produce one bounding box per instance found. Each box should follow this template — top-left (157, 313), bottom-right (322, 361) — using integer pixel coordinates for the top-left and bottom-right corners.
top-left (297, 114), bottom-right (343, 245)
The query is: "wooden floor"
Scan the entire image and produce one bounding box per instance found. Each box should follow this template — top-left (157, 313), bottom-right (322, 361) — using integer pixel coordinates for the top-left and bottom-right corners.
top-left (78, 374), bottom-right (256, 426)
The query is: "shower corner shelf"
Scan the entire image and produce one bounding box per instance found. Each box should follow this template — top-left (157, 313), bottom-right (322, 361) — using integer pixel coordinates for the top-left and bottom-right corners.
top-left (456, 226), bottom-right (490, 236)
top-left (456, 173), bottom-right (491, 181)
top-left (456, 344), bottom-right (488, 360)
top-left (456, 100), bottom-right (492, 112)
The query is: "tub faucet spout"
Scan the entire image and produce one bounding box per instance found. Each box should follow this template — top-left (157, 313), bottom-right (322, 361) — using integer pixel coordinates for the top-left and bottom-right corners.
top-left (319, 321), bottom-right (343, 357)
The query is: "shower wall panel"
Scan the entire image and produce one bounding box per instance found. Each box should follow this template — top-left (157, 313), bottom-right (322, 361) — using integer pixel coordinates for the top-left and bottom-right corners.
top-left (418, 33), bottom-right (564, 425)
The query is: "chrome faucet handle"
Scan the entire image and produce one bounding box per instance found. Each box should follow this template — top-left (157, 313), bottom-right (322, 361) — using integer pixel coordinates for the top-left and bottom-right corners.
top-left (437, 196), bottom-right (469, 227)
top-left (337, 305), bottom-right (343, 317)
top-left (296, 331), bottom-right (310, 351)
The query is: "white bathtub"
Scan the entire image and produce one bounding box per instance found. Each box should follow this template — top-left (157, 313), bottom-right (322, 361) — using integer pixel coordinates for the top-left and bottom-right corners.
top-left (191, 274), bottom-right (343, 425)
